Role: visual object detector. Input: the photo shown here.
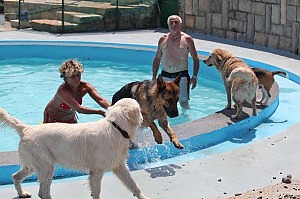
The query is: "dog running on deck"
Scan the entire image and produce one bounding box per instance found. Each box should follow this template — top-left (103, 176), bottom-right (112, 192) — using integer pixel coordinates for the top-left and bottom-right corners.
top-left (203, 48), bottom-right (258, 119)
top-left (252, 67), bottom-right (287, 106)
top-left (112, 75), bottom-right (184, 149)
top-left (0, 98), bottom-right (150, 199)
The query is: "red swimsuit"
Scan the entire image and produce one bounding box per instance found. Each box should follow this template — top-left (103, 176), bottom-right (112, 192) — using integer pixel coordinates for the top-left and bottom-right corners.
top-left (59, 97), bottom-right (82, 110)
top-left (45, 97), bottom-right (83, 123)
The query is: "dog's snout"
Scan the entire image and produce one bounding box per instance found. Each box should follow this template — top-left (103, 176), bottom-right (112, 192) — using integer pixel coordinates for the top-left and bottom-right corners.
top-left (168, 110), bottom-right (179, 118)
top-left (163, 105), bottom-right (179, 118)
top-left (203, 59), bottom-right (212, 66)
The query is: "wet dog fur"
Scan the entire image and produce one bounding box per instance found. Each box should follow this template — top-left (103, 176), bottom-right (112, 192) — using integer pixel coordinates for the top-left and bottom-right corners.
top-left (203, 48), bottom-right (258, 119)
top-left (252, 67), bottom-right (287, 106)
top-left (112, 75), bottom-right (183, 149)
top-left (0, 98), bottom-right (150, 199)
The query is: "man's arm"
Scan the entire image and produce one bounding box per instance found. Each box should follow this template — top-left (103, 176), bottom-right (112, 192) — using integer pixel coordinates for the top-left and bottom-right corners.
top-left (187, 36), bottom-right (199, 89)
top-left (152, 37), bottom-right (164, 80)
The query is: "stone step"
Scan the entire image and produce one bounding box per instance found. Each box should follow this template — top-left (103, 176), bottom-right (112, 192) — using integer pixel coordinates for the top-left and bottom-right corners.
top-left (57, 11), bottom-right (103, 24)
top-left (4, 12), bottom-right (17, 20)
top-left (64, 2), bottom-right (115, 15)
top-left (4, 0), bottom-right (158, 33)
top-left (79, 0), bottom-right (111, 3)
top-left (10, 19), bottom-right (31, 28)
top-left (30, 19), bottom-right (78, 33)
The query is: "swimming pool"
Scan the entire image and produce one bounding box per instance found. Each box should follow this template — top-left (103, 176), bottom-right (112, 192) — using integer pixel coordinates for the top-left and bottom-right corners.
top-left (0, 41), bottom-right (226, 152)
top-left (0, 41), bottom-right (299, 185)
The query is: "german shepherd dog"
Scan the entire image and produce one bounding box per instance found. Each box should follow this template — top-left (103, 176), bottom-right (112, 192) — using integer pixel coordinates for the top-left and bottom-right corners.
top-left (203, 49), bottom-right (258, 119)
top-left (252, 67), bottom-right (287, 106)
top-left (112, 75), bottom-right (183, 149)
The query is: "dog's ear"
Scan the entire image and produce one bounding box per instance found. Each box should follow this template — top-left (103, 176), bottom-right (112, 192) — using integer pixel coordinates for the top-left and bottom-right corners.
top-left (157, 74), bottom-right (166, 92)
top-left (213, 49), bottom-right (224, 62)
top-left (174, 75), bottom-right (181, 86)
top-left (127, 107), bottom-right (143, 126)
top-left (216, 53), bottom-right (223, 62)
top-left (214, 52), bottom-right (222, 63)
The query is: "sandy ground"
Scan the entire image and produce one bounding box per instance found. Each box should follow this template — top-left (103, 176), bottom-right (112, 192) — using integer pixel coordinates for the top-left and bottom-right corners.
top-left (0, 14), bottom-right (16, 31)
top-left (230, 178), bottom-right (300, 199)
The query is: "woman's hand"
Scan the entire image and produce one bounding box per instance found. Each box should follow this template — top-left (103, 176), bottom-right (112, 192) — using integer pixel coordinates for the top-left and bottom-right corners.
top-left (98, 109), bottom-right (106, 117)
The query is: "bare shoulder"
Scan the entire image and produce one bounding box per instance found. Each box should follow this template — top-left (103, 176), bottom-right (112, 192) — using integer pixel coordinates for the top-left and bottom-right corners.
top-left (162, 33), bottom-right (168, 39)
top-left (159, 34), bottom-right (168, 42)
top-left (56, 84), bottom-right (71, 99)
top-left (59, 83), bottom-right (69, 93)
top-left (183, 33), bottom-right (194, 42)
top-left (81, 81), bottom-right (94, 89)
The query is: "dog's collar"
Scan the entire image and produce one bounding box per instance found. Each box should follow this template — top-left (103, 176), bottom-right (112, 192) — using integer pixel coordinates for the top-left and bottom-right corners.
top-left (222, 57), bottom-right (241, 68)
top-left (222, 57), bottom-right (231, 68)
top-left (110, 121), bottom-right (130, 139)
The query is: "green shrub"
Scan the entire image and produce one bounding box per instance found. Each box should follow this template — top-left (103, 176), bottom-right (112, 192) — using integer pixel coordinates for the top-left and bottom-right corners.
top-left (0, 1), bottom-right (3, 14)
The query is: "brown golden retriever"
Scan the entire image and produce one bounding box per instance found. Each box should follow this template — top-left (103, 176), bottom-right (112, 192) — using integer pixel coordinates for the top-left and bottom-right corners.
top-left (112, 75), bottom-right (183, 149)
top-left (203, 49), bottom-right (258, 119)
top-left (252, 67), bottom-right (287, 106)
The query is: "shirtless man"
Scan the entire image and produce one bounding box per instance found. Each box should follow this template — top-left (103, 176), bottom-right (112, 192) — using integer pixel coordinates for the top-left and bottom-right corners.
top-left (152, 15), bottom-right (199, 108)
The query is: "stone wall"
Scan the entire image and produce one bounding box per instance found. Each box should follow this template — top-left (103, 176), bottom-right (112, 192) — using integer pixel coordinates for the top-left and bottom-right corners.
top-left (180, 0), bottom-right (300, 55)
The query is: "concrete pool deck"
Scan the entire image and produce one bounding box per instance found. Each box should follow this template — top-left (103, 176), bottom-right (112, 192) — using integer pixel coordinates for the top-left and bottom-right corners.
top-left (0, 28), bottom-right (299, 198)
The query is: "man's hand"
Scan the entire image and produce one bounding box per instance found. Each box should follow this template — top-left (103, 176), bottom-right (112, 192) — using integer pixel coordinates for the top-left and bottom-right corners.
top-left (190, 76), bottom-right (197, 89)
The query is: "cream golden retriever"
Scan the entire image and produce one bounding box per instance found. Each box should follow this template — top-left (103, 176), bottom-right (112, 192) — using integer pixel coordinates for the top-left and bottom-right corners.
top-left (203, 48), bottom-right (258, 119)
top-left (0, 98), bottom-right (150, 199)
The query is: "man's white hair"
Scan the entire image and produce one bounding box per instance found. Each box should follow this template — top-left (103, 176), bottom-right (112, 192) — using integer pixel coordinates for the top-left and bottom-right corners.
top-left (167, 15), bottom-right (182, 26)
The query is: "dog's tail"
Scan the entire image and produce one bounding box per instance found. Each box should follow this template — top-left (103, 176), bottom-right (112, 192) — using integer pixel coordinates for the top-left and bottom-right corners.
top-left (0, 108), bottom-right (27, 138)
top-left (272, 71), bottom-right (288, 78)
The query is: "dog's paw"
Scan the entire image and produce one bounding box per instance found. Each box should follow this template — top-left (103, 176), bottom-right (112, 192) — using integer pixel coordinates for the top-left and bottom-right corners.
top-left (256, 99), bottom-right (262, 104)
top-left (19, 191), bottom-right (32, 198)
top-left (135, 192), bottom-right (151, 199)
top-left (154, 138), bottom-right (163, 144)
top-left (173, 141), bottom-right (184, 149)
top-left (261, 102), bottom-right (268, 107)
top-left (231, 114), bottom-right (239, 119)
top-left (153, 133), bottom-right (163, 144)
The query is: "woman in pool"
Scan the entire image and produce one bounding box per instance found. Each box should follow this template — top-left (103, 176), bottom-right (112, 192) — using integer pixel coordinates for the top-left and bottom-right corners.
top-left (43, 59), bottom-right (111, 123)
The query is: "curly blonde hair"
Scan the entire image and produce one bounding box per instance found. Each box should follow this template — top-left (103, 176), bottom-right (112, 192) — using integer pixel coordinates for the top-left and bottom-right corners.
top-left (59, 59), bottom-right (84, 79)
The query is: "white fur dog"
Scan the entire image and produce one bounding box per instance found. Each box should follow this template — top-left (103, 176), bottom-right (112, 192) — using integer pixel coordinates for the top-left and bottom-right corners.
top-left (0, 98), bottom-right (150, 199)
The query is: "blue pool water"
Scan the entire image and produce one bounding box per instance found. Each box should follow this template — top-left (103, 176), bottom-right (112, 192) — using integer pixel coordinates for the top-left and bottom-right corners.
top-left (0, 41), bottom-right (225, 152)
top-left (0, 41), bottom-right (300, 185)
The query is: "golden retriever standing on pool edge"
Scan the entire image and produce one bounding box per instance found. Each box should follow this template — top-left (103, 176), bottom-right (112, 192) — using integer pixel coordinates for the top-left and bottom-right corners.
top-left (0, 98), bottom-right (151, 199)
top-left (203, 49), bottom-right (258, 119)
top-left (112, 75), bottom-right (183, 149)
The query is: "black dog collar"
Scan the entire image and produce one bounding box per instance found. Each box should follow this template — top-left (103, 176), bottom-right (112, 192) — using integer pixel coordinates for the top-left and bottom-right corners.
top-left (110, 121), bottom-right (130, 139)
